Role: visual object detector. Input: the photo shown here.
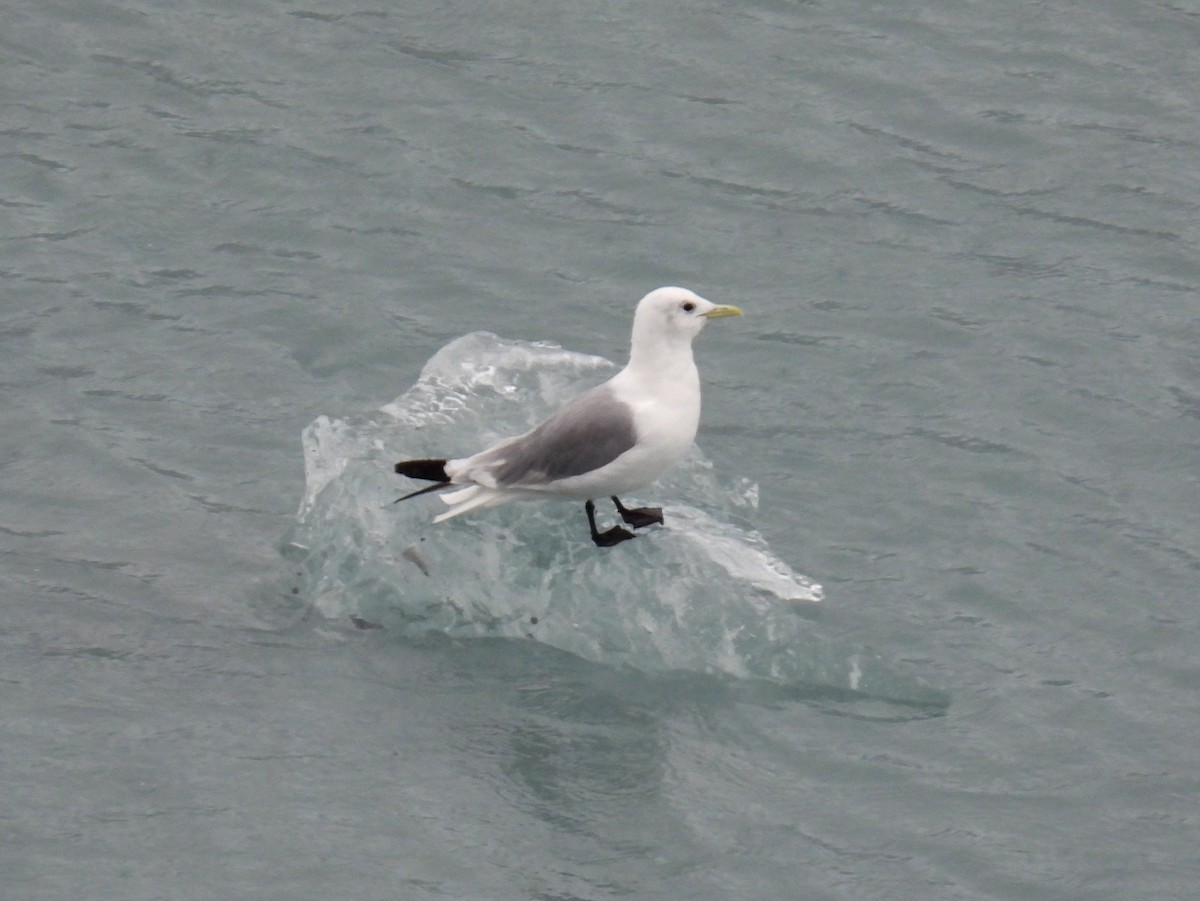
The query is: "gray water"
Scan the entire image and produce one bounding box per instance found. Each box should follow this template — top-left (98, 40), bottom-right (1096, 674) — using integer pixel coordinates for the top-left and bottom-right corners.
top-left (3, 1), bottom-right (1199, 898)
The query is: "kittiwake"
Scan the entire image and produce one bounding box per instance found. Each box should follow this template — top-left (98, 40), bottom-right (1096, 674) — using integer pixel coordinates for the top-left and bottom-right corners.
top-left (394, 286), bottom-right (742, 546)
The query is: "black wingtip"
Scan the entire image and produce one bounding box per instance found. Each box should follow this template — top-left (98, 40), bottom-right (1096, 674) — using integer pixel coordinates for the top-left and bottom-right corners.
top-left (393, 480), bottom-right (452, 504)
top-left (394, 458), bottom-right (449, 482)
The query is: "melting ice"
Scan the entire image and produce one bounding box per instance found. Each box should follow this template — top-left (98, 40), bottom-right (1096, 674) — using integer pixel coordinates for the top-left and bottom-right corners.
top-left (283, 332), bottom-right (946, 707)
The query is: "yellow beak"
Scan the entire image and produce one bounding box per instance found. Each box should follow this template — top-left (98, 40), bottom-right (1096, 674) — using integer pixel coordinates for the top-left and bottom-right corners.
top-left (702, 304), bottom-right (743, 320)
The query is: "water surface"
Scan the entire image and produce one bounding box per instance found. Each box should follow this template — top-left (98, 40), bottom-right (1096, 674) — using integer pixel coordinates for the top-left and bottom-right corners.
top-left (3, 1), bottom-right (1198, 898)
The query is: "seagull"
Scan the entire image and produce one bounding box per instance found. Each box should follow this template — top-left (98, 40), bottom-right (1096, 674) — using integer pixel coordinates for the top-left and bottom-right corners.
top-left (393, 286), bottom-right (742, 547)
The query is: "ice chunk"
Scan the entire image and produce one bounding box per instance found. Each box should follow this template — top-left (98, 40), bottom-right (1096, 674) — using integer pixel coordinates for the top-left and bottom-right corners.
top-left (283, 333), bottom-right (947, 707)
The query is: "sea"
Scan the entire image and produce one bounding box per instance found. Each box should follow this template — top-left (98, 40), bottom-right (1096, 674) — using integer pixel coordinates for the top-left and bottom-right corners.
top-left (3, 1), bottom-right (1199, 898)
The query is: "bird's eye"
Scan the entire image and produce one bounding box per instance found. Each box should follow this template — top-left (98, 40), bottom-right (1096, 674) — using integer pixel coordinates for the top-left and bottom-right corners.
top-left (682, 302), bottom-right (696, 312)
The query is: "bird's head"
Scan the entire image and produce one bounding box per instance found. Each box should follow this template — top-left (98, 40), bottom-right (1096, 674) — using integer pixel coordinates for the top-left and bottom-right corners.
top-left (632, 287), bottom-right (743, 346)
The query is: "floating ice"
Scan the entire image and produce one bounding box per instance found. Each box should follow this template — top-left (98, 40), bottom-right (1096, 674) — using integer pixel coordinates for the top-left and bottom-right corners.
top-left (283, 332), bottom-right (947, 707)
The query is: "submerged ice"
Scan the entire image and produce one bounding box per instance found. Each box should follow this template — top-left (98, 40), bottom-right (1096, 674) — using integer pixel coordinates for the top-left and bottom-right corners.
top-left (284, 332), bottom-right (946, 706)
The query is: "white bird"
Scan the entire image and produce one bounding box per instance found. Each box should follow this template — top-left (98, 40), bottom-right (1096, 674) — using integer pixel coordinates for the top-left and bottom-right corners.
top-left (394, 286), bottom-right (742, 546)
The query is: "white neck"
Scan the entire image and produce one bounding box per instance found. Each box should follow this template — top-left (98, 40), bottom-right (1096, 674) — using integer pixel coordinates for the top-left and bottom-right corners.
top-left (627, 320), bottom-right (697, 379)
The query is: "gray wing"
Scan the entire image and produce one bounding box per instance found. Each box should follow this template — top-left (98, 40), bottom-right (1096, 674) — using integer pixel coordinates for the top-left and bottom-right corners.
top-left (477, 385), bottom-right (637, 487)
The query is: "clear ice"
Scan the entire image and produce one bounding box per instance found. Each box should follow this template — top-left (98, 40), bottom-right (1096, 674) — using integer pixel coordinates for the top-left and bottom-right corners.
top-left (283, 332), bottom-right (947, 707)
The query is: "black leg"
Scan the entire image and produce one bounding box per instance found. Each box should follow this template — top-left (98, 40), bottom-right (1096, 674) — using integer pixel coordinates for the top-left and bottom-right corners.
top-left (585, 499), bottom-right (635, 547)
top-left (611, 496), bottom-right (664, 529)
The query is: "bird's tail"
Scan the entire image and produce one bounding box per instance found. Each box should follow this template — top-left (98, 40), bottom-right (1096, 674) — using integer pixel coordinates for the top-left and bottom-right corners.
top-left (394, 458), bottom-right (516, 521)
top-left (432, 485), bottom-right (514, 523)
